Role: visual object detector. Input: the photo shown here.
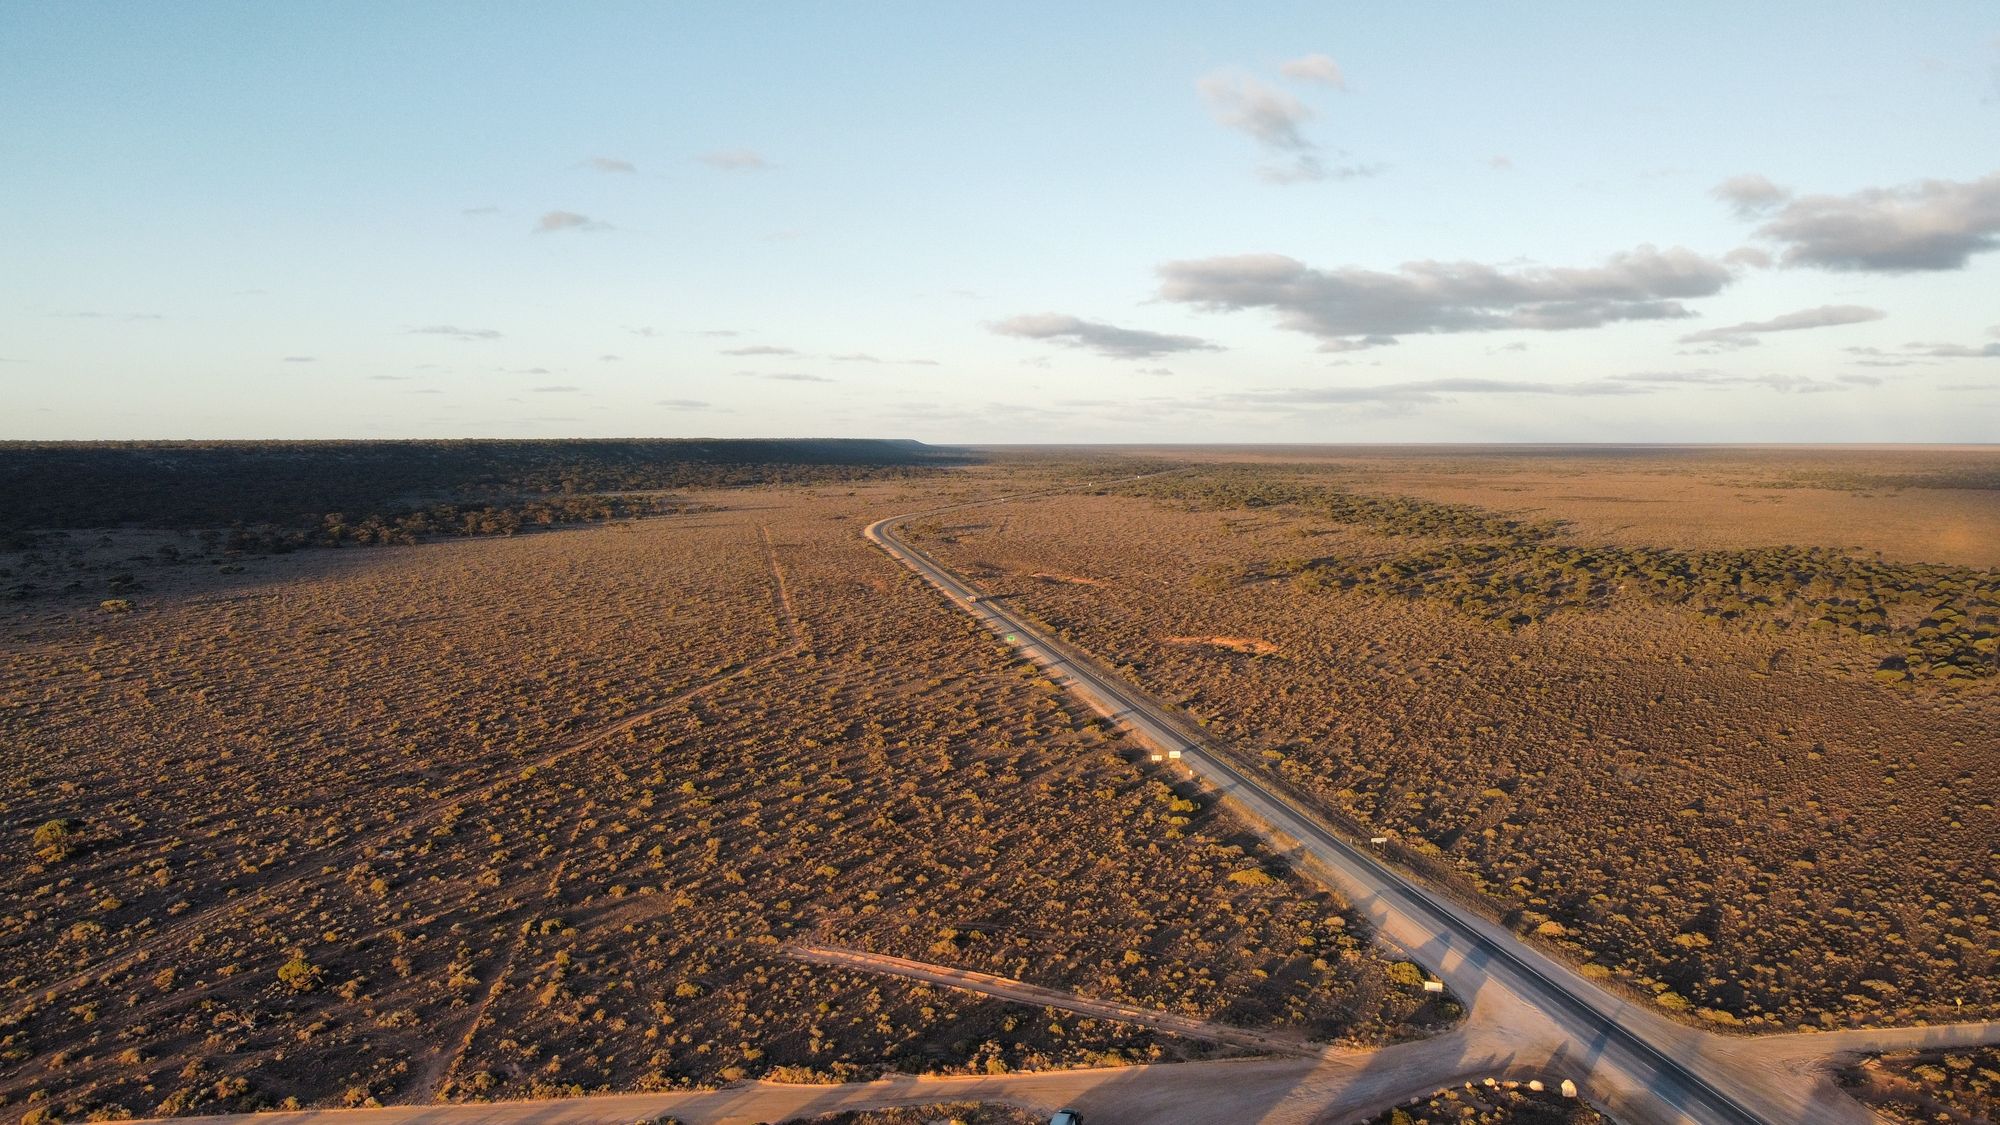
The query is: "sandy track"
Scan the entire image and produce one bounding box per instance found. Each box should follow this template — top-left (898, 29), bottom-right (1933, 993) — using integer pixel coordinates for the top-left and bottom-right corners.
top-left (119, 1018), bottom-right (2000, 1125)
top-left (782, 942), bottom-right (1323, 1058)
top-left (130, 1030), bottom-right (1547, 1125)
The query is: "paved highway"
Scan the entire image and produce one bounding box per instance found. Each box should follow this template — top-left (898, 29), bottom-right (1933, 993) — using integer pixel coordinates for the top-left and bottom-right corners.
top-left (866, 502), bottom-right (1850, 1125)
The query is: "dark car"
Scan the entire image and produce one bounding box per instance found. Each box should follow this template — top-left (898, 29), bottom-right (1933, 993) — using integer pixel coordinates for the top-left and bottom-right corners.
top-left (1049, 1112), bottom-right (1083, 1125)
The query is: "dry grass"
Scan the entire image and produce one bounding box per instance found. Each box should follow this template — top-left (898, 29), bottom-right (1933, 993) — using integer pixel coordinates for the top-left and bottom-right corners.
top-left (0, 479), bottom-right (1442, 1121)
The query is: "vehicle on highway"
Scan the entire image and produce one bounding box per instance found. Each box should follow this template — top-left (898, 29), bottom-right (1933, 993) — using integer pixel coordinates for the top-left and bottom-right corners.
top-left (1048, 1111), bottom-right (1082, 1125)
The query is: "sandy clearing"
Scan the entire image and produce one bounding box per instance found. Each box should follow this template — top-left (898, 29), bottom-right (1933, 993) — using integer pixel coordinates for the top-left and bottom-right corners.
top-left (1032, 572), bottom-right (1107, 586)
top-left (1164, 635), bottom-right (1280, 655)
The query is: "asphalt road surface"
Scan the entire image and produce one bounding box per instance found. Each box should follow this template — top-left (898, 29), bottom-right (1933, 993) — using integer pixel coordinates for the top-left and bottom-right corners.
top-left (862, 500), bottom-right (2000, 1125)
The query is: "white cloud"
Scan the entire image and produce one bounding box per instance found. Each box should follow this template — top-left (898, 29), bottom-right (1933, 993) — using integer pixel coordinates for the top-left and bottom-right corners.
top-left (584, 156), bottom-right (635, 173)
top-left (1712, 173), bottom-right (1792, 219)
top-left (1198, 72), bottom-right (1315, 150)
top-left (989, 312), bottom-right (1221, 359)
top-left (1258, 154), bottom-right (1382, 184)
top-left (1610, 370), bottom-right (1868, 393)
top-left (535, 210), bottom-right (610, 233)
top-left (1745, 172), bottom-right (2000, 271)
top-left (1279, 53), bottom-right (1346, 90)
top-left (408, 325), bottom-right (502, 341)
top-left (1225, 377), bottom-right (1646, 408)
top-left (1903, 341), bottom-right (2000, 358)
top-left (700, 149), bottom-right (771, 172)
top-left (1677, 304), bottom-right (1885, 346)
top-left (829, 352), bottom-right (938, 365)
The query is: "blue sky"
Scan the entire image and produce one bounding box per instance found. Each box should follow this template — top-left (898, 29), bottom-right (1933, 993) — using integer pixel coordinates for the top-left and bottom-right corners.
top-left (4, 2), bottom-right (1998, 442)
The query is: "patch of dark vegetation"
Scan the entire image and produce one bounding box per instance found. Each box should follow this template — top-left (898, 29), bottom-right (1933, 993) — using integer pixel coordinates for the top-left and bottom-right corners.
top-left (1123, 469), bottom-right (1558, 543)
top-left (0, 438), bottom-right (966, 534)
top-left (1749, 467), bottom-right (2000, 492)
top-left (1126, 469), bottom-right (2000, 683)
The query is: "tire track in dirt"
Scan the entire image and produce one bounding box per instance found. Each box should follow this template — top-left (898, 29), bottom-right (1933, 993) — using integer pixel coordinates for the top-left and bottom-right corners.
top-left (412, 525), bottom-right (807, 1103)
top-left (5, 527), bottom-right (810, 1025)
top-left (416, 800), bottom-right (603, 1102)
top-left (782, 942), bottom-right (1323, 1058)
top-left (760, 525), bottom-right (807, 650)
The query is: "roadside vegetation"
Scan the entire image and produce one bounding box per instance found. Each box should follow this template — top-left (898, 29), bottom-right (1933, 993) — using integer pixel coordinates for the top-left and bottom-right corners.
top-left (781, 1104), bottom-right (1039, 1125)
top-left (1362, 1080), bottom-right (1605, 1124)
top-left (1842, 1044), bottom-right (2000, 1123)
top-left (923, 457), bottom-right (2000, 1032)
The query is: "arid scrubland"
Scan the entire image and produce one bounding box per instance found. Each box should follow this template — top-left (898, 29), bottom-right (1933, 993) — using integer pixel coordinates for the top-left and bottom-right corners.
top-left (1844, 1043), bottom-right (2000, 1122)
top-left (1116, 446), bottom-right (2000, 570)
top-left (0, 478), bottom-right (1439, 1121)
top-left (917, 451), bottom-right (2000, 1033)
top-left (1362, 1080), bottom-right (1606, 1125)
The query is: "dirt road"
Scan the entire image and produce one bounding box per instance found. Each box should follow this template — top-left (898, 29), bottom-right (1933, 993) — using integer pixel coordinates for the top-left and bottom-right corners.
top-left (783, 941), bottom-right (1324, 1058)
top-left (137, 1030), bottom-right (1546, 1125)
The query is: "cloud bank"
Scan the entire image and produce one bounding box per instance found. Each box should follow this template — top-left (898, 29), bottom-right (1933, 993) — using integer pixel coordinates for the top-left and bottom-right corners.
top-left (1156, 246), bottom-right (1733, 349)
top-left (1224, 369), bottom-right (1878, 410)
top-left (1731, 171), bottom-right (2000, 271)
top-left (1228, 377), bottom-right (1643, 406)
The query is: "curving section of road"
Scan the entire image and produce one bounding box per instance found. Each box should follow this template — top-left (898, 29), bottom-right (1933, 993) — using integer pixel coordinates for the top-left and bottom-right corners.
top-left (866, 506), bottom-right (1783, 1125)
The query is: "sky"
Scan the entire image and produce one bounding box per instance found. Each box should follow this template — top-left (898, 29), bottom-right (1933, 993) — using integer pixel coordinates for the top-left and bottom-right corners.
top-left (4, 2), bottom-right (1999, 443)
